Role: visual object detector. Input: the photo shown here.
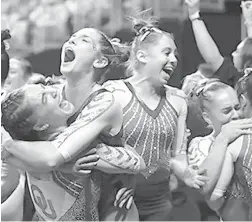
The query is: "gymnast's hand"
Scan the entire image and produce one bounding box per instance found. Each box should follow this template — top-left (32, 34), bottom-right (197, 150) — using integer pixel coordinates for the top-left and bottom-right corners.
top-left (219, 118), bottom-right (252, 144)
top-left (72, 148), bottom-right (99, 176)
top-left (185, 0), bottom-right (200, 16)
top-left (183, 165), bottom-right (209, 189)
top-left (241, 0), bottom-right (252, 25)
top-left (114, 175), bottom-right (136, 210)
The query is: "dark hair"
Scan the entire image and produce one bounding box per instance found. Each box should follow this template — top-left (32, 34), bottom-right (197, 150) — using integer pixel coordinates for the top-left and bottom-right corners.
top-left (1, 29), bottom-right (11, 84)
top-left (235, 69), bottom-right (252, 105)
top-left (125, 14), bottom-right (173, 75)
top-left (1, 88), bottom-right (40, 141)
top-left (240, 37), bottom-right (252, 70)
top-left (94, 30), bottom-right (130, 82)
top-left (192, 78), bottom-right (230, 112)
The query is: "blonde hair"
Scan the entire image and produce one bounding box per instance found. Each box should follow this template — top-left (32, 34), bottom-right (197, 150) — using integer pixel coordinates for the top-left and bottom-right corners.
top-left (181, 71), bottom-right (207, 96)
top-left (125, 13), bottom-right (173, 76)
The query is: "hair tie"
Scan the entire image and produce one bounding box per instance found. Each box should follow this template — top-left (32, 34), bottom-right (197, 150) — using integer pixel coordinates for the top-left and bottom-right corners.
top-left (244, 68), bottom-right (252, 77)
top-left (136, 26), bottom-right (162, 42)
top-left (110, 38), bottom-right (121, 44)
top-left (194, 79), bottom-right (220, 96)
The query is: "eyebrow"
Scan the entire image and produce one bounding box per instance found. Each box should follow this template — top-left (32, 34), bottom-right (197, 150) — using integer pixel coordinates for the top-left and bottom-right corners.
top-left (162, 47), bottom-right (178, 53)
top-left (162, 47), bottom-right (172, 52)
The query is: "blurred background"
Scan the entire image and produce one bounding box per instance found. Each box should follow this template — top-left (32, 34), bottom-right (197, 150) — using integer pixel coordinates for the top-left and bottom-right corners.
top-left (1, 0), bottom-right (243, 87)
top-left (1, 1), bottom-right (246, 220)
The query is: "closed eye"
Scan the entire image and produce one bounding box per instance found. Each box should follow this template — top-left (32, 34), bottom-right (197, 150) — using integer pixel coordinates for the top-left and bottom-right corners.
top-left (222, 107), bottom-right (232, 114)
top-left (234, 104), bottom-right (241, 111)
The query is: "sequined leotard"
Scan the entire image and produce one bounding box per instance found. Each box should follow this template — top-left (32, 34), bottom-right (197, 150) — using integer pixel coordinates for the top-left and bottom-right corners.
top-left (106, 80), bottom-right (180, 220)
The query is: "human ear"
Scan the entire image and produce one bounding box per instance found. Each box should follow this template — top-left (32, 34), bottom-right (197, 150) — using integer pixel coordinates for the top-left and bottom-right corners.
top-left (93, 57), bottom-right (109, 69)
top-left (136, 50), bottom-right (147, 64)
top-left (33, 124), bottom-right (49, 132)
top-left (239, 94), bottom-right (247, 111)
top-left (202, 111), bottom-right (212, 128)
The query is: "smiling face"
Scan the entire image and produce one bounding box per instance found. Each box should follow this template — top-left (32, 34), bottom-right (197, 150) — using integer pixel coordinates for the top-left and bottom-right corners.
top-left (145, 34), bottom-right (178, 86)
top-left (24, 84), bottom-right (74, 131)
top-left (134, 32), bottom-right (178, 87)
top-left (202, 87), bottom-right (241, 135)
top-left (60, 28), bottom-right (102, 77)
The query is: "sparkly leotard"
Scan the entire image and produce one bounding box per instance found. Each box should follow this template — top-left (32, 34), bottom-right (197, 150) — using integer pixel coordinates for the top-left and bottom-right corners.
top-left (219, 131), bottom-right (252, 221)
top-left (27, 88), bottom-right (135, 221)
top-left (105, 80), bottom-right (179, 220)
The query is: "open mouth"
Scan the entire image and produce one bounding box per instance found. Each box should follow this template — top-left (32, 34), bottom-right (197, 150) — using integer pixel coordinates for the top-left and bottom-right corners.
top-left (162, 67), bottom-right (174, 76)
top-left (64, 48), bottom-right (75, 63)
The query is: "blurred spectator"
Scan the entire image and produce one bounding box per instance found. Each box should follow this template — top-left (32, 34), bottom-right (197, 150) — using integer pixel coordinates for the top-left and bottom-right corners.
top-left (65, 0), bottom-right (113, 33)
top-left (1, 29), bottom-right (11, 86)
top-left (29, 0), bottom-right (71, 52)
top-left (3, 57), bottom-right (33, 92)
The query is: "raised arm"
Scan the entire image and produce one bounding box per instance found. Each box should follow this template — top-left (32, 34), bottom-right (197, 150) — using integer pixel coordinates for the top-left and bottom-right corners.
top-left (185, 0), bottom-right (224, 72)
top-left (242, 0), bottom-right (252, 37)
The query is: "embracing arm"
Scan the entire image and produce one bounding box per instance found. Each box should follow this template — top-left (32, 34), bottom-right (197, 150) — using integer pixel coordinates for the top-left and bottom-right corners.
top-left (208, 136), bottom-right (243, 209)
top-left (95, 144), bottom-right (146, 174)
top-left (207, 150), bottom-right (234, 211)
top-left (186, 0), bottom-right (224, 72)
top-left (4, 93), bottom-right (122, 171)
top-left (199, 133), bottom-right (228, 195)
top-left (3, 139), bottom-right (64, 171)
top-left (199, 119), bottom-right (252, 196)
top-left (5, 154), bottom-right (77, 174)
top-left (246, 22), bottom-right (252, 38)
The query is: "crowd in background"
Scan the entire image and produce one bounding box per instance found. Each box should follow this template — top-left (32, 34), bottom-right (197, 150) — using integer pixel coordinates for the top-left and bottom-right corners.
top-left (2, 0), bottom-right (251, 220)
top-left (1, 0), bottom-right (158, 55)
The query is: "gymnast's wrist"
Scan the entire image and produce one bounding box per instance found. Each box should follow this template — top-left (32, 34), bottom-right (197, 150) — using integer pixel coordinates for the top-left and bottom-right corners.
top-left (189, 11), bottom-right (202, 22)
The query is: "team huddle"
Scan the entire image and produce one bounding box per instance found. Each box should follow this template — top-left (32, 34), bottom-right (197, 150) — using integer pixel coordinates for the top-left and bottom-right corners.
top-left (1, 0), bottom-right (252, 221)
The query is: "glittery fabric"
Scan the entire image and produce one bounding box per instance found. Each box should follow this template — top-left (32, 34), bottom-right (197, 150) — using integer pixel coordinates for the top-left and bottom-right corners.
top-left (220, 132), bottom-right (252, 220)
top-left (122, 82), bottom-right (178, 178)
top-left (53, 171), bottom-right (101, 221)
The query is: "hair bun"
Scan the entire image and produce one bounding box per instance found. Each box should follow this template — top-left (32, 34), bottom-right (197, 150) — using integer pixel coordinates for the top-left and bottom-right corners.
top-left (127, 9), bottom-right (158, 36)
top-left (133, 21), bottom-right (148, 34)
top-left (244, 68), bottom-right (252, 77)
top-left (192, 78), bottom-right (220, 96)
